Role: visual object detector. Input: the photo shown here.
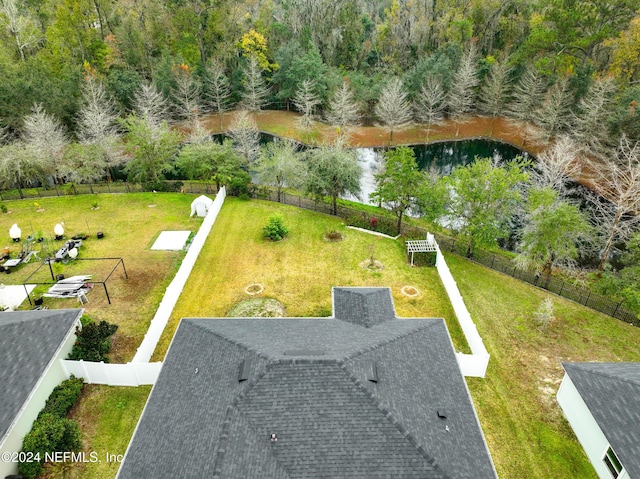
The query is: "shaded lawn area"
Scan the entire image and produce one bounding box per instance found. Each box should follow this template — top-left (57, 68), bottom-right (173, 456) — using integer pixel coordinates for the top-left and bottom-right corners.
top-left (67, 385), bottom-right (151, 479)
top-left (152, 197), bottom-right (463, 360)
top-left (0, 193), bottom-right (201, 361)
top-left (446, 253), bottom-right (640, 479)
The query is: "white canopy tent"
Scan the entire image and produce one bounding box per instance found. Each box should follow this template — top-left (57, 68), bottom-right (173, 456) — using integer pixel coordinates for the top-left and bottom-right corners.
top-left (190, 195), bottom-right (214, 217)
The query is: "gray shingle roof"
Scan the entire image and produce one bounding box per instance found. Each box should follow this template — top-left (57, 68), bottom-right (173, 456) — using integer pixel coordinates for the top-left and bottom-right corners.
top-left (0, 309), bottom-right (82, 442)
top-left (118, 288), bottom-right (496, 479)
top-left (563, 362), bottom-right (640, 478)
top-left (332, 287), bottom-right (397, 328)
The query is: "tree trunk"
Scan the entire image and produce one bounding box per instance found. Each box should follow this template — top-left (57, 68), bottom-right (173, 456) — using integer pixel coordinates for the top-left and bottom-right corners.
top-left (598, 210), bottom-right (623, 270)
top-left (396, 210), bottom-right (403, 235)
top-left (332, 195), bottom-right (337, 215)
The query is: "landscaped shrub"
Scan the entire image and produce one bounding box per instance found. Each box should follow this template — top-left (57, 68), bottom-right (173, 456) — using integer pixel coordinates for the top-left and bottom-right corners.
top-left (0, 203), bottom-right (7, 213)
top-left (533, 298), bottom-right (556, 331)
top-left (228, 170), bottom-right (252, 198)
top-left (39, 376), bottom-right (84, 419)
top-left (68, 319), bottom-right (118, 362)
top-left (18, 414), bottom-right (82, 478)
top-left (263, 215), bottom-right (289, 241)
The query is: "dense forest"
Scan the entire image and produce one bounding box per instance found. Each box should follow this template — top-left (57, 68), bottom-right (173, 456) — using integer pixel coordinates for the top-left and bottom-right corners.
top-left (0, 0), bottom-right (639, 136)
top-left (0, 0), bottom-right (639, 312)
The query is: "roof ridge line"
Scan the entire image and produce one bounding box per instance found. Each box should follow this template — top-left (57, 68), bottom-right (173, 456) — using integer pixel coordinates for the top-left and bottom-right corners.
top-left (185, 320), bottom-right (271, 361)
top-left (337, 363), bottom-right (452, 479)
top-left (567, 362), bottom-right (640, 387)
top-left (212, 405), bottom-right (235, 478)
top-left (342, 320), bottom-right (440, 362)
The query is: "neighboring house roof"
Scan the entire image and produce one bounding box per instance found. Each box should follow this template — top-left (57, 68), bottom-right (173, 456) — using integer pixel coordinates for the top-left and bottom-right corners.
top-left (0, 309), bottom-right (82, 442)
top-left (563, 362), bottom-right (640, 478)
top-left (118, 288), bottom-right (496, 479)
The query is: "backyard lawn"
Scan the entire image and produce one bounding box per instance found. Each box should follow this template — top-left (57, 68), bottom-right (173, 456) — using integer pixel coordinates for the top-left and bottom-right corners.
top-left (0, 193), bottom-right (200, 362)
top-left (152, 197), bottom-right (462, 360)
top-left (448, 253), bottom-right (640, 479)
top-left (4, 193), bottom-right (640, 479)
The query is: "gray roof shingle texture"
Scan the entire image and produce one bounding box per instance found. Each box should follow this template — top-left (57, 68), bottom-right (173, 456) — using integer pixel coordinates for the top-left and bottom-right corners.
top-left (563, 362), bottom-right (640, 478)
top-left (0, 309), bottom-right (81, 442)
top-left (333, 288), bottom-right (397, 328)
top-left (118, 288), bottom-right (495, 479)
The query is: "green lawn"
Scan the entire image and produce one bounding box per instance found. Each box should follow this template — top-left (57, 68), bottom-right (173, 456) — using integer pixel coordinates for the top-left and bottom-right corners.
top-left (447, 253), bottom-right (640, 479)
top-left (5, 193), bottom-right (640, 479)
top-left (152, 197), bottom-right (462, 360)
top-left (0, 193), bottom-right (200, 361)
top-left (68, 385), bottom-right (151, 479)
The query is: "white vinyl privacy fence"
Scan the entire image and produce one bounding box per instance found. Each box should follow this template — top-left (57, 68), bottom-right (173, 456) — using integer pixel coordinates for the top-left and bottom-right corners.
top-left (431, 235), bottom-right (490, 378)
top-left (61, 360), bottom-right (162, 386)
top-left (133, 187), bottom-right (226, 363)
top-left (58, 189), bottom-right (227, 386)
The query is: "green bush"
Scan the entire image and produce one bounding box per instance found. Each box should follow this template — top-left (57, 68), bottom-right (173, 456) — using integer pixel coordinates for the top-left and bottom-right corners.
top-left (18, 414), bottom-right (82, 478)
top-left (39, 376), bottom-right (84, 419)
top-left (228, 170), bottom-right (252, 197)
top-left (68, 320), bottom-right (118, 362)
top-left (263, 215), bottom-right (289, 241)
top-left (0, 203), bottom-right (7, 213)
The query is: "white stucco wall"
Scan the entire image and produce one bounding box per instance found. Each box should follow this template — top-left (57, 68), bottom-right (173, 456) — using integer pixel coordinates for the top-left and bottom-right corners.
top-left (557, 374), bottom-right (629, 479)
top-left (0, 316), bottom-right (80, 477)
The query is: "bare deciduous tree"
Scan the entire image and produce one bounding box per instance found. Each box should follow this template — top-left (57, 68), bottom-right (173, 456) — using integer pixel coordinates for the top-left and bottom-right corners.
top-left (228, 110), bottom-right (260, 166)
top-left (22, 103), bottom-right (68, 181)
top-left (0, 142), bottom-right (48, 198)
top-left (413, 76), bottom-right (446, 142)
top-left (478, 58), bottom-right (512, 135)
top-left (447, 44), bottom-right (479, 135)
top-left (134, 82), bottom-right (171, 133)
top-left (292, 79), bottom-right (321, 140)
top-left (171, 66), bottom-right (202, 123)
top-left (204, 60), bottom-right (232, 131)
top-left (534, 77), bottom-right (572, 143)
top-left (508, 65), bottom-right (545, 123)
top-left (374, 77), bottom-right (413, 144)
top-left (587, 135), bottom-right (640, 270)
top-left (507, 65), bottom-right (546, 146)
top-left (533, 136), bottom-right (582, 196)
top-left (76, 75), bottom-right (124, 181)
top-left (573, 76), bottom-right (617, 159)
top-left (241, 56), bottom-right (270, 112)
top-left (325, 80), bottom-right (360, 139)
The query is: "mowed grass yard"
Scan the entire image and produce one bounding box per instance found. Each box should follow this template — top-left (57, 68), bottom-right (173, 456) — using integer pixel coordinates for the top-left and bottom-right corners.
top-left (446, 253), bottom-right (640, 479)
top-left (5, 193), bottom-right (640, 479)
top-left (1, 193), bottom-right (200, 479)
top-left (152, 197), bottom-right (461, 360)
top-left (0, 192), bottom-right (201, 362)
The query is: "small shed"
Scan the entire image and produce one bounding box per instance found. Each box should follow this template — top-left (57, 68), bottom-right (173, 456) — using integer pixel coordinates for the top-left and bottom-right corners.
top-left (190, 195), bottom-right (214, 217)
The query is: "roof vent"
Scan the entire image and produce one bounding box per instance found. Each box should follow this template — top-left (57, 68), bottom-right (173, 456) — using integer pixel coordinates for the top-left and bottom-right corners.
top-left (238, 359), bottom-right (251, 382)
top-left (365, 360), bottom-right (378, 383)
top-left (437, 409), bottom-right (447, 419)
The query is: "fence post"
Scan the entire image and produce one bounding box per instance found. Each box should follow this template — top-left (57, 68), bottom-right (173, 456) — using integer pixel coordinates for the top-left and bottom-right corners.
top-left (613, 301), bottom-right (622, 317)
top-left (584, 291), bottom-right (590, 306)
top-left (558, 282), bottom-right (565, 295)
top-left (490, 255), bottom-right (495, 269)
